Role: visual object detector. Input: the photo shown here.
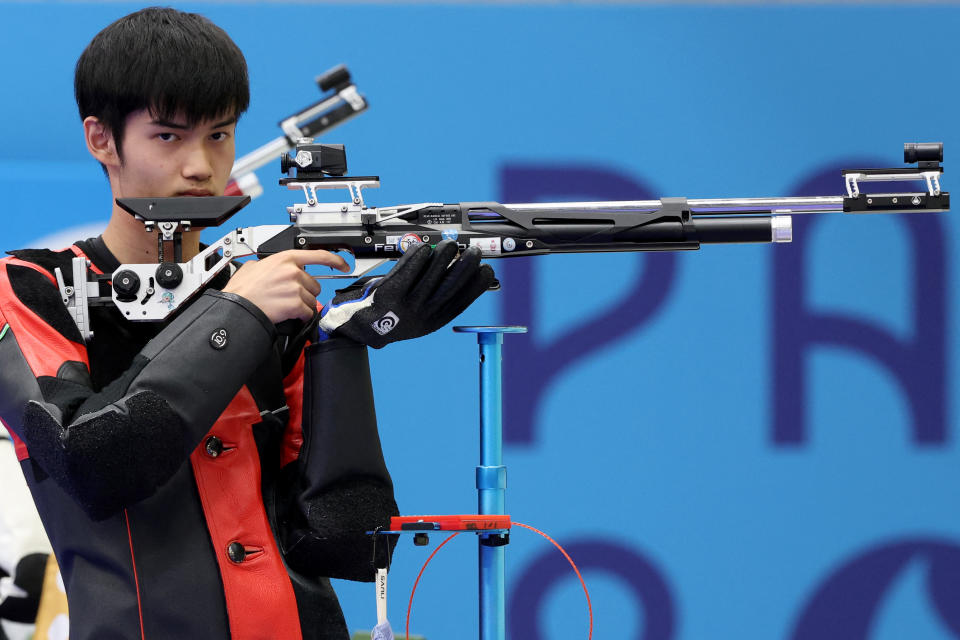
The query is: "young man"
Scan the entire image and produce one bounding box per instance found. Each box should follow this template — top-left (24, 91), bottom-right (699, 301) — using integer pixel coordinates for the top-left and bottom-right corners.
top-left (0, 8), bottom-right (493, 639)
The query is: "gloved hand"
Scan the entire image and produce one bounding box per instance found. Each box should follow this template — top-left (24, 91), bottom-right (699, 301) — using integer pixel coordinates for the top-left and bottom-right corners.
top-left (318, 240), bottom-right (495, 348)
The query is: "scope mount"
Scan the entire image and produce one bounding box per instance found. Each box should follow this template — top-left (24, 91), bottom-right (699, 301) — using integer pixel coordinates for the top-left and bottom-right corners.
top-left (279, 175), bottom-right (381, 214)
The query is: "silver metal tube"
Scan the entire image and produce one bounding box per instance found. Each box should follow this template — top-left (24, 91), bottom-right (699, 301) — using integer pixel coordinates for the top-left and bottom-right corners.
top-left (502, 196), bottom-right (846, 215)
top-left (688, 196), bottom-right (845, 212)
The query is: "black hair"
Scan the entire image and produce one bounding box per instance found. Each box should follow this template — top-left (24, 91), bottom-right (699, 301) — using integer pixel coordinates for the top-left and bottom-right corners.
top-left (75, 7), bottom-right (249, 159)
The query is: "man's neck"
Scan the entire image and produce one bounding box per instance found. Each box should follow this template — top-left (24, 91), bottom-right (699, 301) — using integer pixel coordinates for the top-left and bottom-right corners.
top-left (101, 204), bottom-right (201, 265)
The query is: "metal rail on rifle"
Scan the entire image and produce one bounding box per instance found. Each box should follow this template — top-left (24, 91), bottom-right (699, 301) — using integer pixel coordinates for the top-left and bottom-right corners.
top-left (55, 142), bottom-right (948, 340)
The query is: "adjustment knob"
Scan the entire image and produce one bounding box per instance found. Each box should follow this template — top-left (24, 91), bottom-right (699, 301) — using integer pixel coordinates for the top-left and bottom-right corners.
top-left (155, 262), bottom-right (183, 289)
top-left (113, 270), bottom-right (141, 302)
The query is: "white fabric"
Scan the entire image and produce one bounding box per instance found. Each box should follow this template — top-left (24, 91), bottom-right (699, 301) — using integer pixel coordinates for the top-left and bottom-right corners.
top-left (0, 578), bottom-right (27, 601)
top-left (0, 426), bottom-right (51, 576)
top-left (0, 426), bottom-right (51, 640)
top-left (319, 289), bottom-right (378, 333)
top-left (48, 614), bottom-right (70, 640)
top-left (371, 621), bottom-right (394, 640)
top-left (0, 620), bottom-right (34, 640)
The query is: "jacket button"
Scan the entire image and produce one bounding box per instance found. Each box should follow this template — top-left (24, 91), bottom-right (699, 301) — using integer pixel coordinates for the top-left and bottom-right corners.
top-left (227, 541), bottom-right (246, 563)
top-left (205, 436), bottom-right (224, 458)
top-left (210, 328), bottom-right (228, 350)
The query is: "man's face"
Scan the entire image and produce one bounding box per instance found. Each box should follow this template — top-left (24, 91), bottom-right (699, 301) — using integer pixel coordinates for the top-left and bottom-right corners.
top-left (109, 109), bottom-right (236, 198)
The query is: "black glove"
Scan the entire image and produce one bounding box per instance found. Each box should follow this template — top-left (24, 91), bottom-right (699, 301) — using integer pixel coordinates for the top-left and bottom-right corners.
top-left (317, 240), bottom-right (495, 348)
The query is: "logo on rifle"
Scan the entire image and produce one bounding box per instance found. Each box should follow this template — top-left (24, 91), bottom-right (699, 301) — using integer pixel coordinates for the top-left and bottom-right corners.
top-left (372, 311), bottom-right (400, 335)
top-left (399, 234), bottom-right (423, 254)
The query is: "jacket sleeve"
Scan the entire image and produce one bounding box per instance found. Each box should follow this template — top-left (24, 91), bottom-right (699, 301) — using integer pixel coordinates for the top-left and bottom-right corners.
top-left (278, 337), bottom-right (399, 581)
top-left (0, 261), bottom-right (277, 520)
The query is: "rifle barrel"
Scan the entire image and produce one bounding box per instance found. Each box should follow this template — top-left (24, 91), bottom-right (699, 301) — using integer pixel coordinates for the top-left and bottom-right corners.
top-left (504, 196), bottom-right (845, 215)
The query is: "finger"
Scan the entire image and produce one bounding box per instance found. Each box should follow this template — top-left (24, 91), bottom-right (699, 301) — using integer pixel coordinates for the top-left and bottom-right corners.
top-left (275, 296), bottom-right (315, 324)
top-left (287, 249), bottom-right (350, 272)
top-left (287, 299), bottom-right (317, 322)
top-left (295, 266), bottom-right (323, 297)
top-left (296, 299), bottom-right (317, 322)
top-left (333, 275), bottom-right (379, 297)
top-left (377, 242), bottom-right (433, 297)
top-left (434, 263), bottom-right (496, 325)
top-left (407, 240), bottom-right (459, 307)
top-left (299, 283), bottom-right (319, 310)
top-left (428, 246), bottom-right (483, 311)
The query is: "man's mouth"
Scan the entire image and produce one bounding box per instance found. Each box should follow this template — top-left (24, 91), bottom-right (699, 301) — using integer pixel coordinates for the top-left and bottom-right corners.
top-left (177, 189), bottom-right (213, 197)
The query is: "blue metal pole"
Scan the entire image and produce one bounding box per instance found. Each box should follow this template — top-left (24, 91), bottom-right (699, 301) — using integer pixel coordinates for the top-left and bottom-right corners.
top-left (478, 331), bottom-right (505, 640)
top-left (454, 326), bottom-right (526, 640)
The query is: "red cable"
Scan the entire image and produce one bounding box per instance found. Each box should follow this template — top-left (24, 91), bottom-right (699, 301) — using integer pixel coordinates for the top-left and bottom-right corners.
top-left (406, 532), bottom-right (460, 640)
top-left (514, 522), bottom-right (593, 640)
top-left (403, 523), bottom-right (593, 639)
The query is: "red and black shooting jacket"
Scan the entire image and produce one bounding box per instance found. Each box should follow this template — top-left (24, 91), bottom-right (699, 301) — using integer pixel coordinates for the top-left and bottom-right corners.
top-left (0, 237), bottom-right (398, 639)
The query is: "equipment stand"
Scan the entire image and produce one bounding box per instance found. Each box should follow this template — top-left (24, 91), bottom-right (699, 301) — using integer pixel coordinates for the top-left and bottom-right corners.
top-left (453, 326), bottom-right (527, 640)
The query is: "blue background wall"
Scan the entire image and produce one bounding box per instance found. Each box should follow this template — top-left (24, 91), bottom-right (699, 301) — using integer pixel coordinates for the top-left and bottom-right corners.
top-left (2, 3), bottom-right (959, 638)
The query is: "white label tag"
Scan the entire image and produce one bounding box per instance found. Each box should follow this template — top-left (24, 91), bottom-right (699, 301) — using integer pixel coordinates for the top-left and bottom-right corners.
top-left (376, 567), bottom-right (388, 625)
top-left (470, 236), bottom-right (501, 255)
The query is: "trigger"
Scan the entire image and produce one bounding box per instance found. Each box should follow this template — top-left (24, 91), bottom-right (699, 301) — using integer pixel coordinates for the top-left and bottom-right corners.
top-left (350, 258), bottom-right (390, 279)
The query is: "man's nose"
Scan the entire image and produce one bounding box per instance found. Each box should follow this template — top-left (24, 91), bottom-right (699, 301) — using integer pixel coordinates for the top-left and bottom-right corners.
top-left (182, 143), bottom-right (213, 182)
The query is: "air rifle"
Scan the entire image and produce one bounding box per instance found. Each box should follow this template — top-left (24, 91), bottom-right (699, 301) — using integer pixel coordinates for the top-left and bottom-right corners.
top-left (55, 142), bottom-right (948, 341)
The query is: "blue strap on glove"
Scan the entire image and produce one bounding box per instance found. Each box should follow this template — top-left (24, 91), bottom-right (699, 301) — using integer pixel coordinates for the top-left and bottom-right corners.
top-left (318, 240), bottom-right (495, 348)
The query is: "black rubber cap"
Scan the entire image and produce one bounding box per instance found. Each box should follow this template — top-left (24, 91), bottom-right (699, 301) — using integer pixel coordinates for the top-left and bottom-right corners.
top-left (155, 263), bottom-right (183, 289)
top-left (112, 270), bottom-right (140, 302)
top-left (317, 64), bottom-right (351, 92)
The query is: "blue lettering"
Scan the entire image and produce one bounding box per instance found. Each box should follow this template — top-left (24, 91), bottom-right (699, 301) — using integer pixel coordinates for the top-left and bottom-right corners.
top-left (772, 164), bottom-right (947, 445)
top-left (498, 165), bottom-right (677, 445)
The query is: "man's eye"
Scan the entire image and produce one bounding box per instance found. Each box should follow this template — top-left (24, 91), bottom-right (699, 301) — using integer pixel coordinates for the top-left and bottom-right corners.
top-left (211, 131), bottom-right (230, 141)
top-left (157, 132), bottom-right (178, 142)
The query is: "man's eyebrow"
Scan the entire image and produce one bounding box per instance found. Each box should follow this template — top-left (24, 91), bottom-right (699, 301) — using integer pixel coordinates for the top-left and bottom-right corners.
top-left (148, 117), bottom-right (237, 129)
top-left (149, 119), bottom-right (188, 129)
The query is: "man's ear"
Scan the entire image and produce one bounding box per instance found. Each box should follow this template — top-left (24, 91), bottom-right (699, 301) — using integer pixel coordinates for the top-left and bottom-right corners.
top-left (83, 116), bottom-right (120, 167)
